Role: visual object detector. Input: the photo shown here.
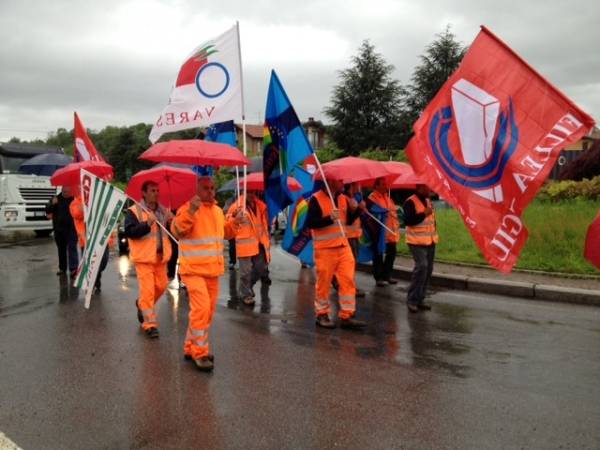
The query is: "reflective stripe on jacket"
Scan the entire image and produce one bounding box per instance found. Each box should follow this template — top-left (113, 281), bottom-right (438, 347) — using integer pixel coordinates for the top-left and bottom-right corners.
top-left (171, 201), bottom-right (237, 277)
top-left (226, 196), bottom-right (271, 261)
top-left (405, 195), bottom-right (438, 246)
top-left (127, 205), bottom-right (172, 263)
top-left (311, 190), bottom-right (349, 250)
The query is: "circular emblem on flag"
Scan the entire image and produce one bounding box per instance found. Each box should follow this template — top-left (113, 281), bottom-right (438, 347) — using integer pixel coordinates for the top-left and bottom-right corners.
top-left (195, 62), bottom-right (230, 98)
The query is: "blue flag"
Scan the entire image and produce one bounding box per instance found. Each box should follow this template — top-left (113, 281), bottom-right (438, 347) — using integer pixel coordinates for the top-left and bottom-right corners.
top-left (194, 120), bottom-right (238, 176)
top-left (358, 203), bottom-right (388, 264)
top-left (263, 70), bottom-right (314, 222)
top-left (263, 71), bottom-right (316, 265)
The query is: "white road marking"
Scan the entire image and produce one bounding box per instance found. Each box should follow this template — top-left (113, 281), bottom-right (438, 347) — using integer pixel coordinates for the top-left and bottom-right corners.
top-left (0, 432), bottom-right (22, 450)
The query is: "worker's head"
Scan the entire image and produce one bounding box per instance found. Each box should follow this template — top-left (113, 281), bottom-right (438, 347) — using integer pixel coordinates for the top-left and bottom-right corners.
top-left (326, 177), bottom-right (344, 194)
top-left (374, 177), bottom-right (389, 194)
top-left (247, 190), bottom-right (258, 203)
top-left (346, 182), bottom-right (360, 196)
top-left (62, 185), bottom-right (74, 198)
top-left (196, 176), bottom-right (215, 203)
top-left (141, 181), bottom-right (160, 205)
top-left (416, 184), bottom-right (430, 197)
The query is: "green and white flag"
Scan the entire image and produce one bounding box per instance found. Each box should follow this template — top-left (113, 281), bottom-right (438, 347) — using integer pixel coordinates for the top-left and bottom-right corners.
top-left (74, 169), bottom-right (126, 309)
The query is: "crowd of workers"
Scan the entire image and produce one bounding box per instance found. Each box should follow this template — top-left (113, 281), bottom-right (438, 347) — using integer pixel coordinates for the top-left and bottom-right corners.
top-left (47, 174), bottom-right (438, 372)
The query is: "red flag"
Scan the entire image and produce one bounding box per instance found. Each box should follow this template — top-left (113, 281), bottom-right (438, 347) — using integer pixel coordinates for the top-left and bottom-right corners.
top-left (406, 27), bottom-right (595, 273)
top-left (74, 112), bottom-right (104, 162)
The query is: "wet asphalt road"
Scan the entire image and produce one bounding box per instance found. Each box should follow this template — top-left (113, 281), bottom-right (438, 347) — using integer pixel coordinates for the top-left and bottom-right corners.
top-left (1, 238), bottom-right (599, 450)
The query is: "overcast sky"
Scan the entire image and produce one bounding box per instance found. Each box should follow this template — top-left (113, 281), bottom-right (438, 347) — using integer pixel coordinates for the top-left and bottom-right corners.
top-left (1, 0), bottom-right (599, 142)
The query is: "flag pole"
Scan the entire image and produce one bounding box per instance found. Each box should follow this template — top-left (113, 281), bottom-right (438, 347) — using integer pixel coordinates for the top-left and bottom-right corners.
top-left (236, 21), bottom-right (247, 213)
top-left (124, 194), bottom-right (179, 244)
top-left (312, 153), bottom-right (346, 238)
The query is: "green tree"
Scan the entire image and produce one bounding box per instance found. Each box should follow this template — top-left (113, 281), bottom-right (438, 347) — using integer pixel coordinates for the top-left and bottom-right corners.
top-left (401, 26), bottom-right (467, 137)
top-left (324, 40), bottom-right (404, 155)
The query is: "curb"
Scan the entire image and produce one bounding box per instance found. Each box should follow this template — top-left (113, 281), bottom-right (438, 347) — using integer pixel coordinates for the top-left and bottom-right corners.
top-left (357, 263), bottom-right (600, 307)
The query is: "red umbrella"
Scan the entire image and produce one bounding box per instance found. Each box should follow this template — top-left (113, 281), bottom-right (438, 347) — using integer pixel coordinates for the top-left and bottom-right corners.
top-left (383, 161), bottom-right (413, 176)
top-left (50, 160), bottom-right (114, 186)
top-left (241, 172), bottom-right (302, 192)
top-left (318, 157), bottom-right (392, 185)
top-left (139, 140), bottom-right (250, 167)
top-left (389, 173), bottom-right (424, 190)
top-left (126, 166), bottom-right (198, 210)
top-left (584, 212), bottom-right (600, 270)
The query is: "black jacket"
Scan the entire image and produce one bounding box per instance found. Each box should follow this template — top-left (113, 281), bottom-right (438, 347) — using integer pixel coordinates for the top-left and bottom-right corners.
top-left (123, 209), bottom-right (152, 239)
top-left (403, 194), bottom-right (430, 227)
top-left (45, 193), bottom-right (76, 234)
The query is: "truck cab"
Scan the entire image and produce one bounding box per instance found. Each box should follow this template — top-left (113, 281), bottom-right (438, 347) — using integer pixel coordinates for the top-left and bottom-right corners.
top-left (0, 143), bottom-right (63, 236)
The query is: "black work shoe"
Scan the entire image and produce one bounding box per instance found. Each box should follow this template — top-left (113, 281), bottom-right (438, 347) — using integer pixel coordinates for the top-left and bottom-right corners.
top-left (185, 353), bottom-right (213, 362)
top-left (376, 280), bottom-right (387, 287)
top-left (356, 289), bottom-right (366, 298)
top-left (315, 315), bottom-right (336, 329)
top-left (407, 304), bottom-right (419, 313)
top-left (145, 327), bottom-right (159, 339)
top-left (340, 317), bottom-right (367, 329)
top-left (194, 356), bottom-right (214, 372)
top-left (242, 297), bottom-right (255, 306)
top-left (135, 300), bottom-right (143, 324)
top-left (386, 279), bottom-right (398, 285)
top-left (418, 303), bottom-right (432, 311)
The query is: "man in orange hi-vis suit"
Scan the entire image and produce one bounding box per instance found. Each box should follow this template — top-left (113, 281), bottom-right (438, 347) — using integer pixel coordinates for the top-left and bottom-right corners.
top-left (171, 177), bottom-right (243, 372)
top-left (306, 176), bottom-right (366, 330)
top-left (124, 181), bottom-right (173, 339)
top-left (226, 190), bottom-right (270, 306)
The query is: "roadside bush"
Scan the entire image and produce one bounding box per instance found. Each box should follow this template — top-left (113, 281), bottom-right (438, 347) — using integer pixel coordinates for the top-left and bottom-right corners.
top-left (537, 176), bottom-right (600, 201)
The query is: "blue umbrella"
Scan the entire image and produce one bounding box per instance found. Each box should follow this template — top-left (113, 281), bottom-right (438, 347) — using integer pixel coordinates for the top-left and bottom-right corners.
top-left (19, 153), bottom-right (73, 176)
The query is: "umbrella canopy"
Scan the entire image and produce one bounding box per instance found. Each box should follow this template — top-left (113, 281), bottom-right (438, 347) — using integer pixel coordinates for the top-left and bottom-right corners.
top-left (390, 172), bottom-right (423, 190)
top-left (139, 140), bottom-right (250, 167)
top-left (318, 157), bottom-right (392, 185)
top-left (50, 160), bottom-right (114, 186)
top-left (227, 156), bottom-right (262, 174)
top-left (584, 212), bottom-right (600, 270)
top-left (383, 161), bottom-right (413, 176)
top-left (218, 172), bottom-right (302, 193)
top-left (19, 153), bottom-right (73, 176)
top-left (126, 166), bottom-right (198, 210)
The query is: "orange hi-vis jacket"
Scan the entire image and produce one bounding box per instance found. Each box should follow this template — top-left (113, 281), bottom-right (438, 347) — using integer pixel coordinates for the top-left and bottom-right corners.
top-left (70, 195), bottom-right (86, 247)
top-left (70, 194), bottom-right (115, 248)
top-left (311, 190), bottom-right (350, 250)
top-left (405, 195), bottom-right (438, 246)
top-left (368, 191), bottom-right (400, 243)
top-left (171, 201), bottom-right (237, 277)
top-left (127, 205), bottom-right (172, 264)
top-left (226, 196), bottom-right (271, 261)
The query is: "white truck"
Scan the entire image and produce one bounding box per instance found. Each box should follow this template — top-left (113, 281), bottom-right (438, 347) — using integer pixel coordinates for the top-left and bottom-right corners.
top-left (0, 143), bottom-right (62, 236)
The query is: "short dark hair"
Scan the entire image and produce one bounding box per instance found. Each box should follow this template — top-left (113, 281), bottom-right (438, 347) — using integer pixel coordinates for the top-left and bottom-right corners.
top-left (141, 181), bottom-right (158, 193)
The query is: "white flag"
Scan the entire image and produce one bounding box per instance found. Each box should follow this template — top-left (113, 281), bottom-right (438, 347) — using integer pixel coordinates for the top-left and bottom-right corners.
top-left (149, 24), bottom-right (244, 143)
top-left (74, 169), bottom-right (126, 309)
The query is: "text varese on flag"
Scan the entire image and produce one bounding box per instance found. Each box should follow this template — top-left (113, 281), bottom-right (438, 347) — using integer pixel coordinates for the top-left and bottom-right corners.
top-left (406, 26), bottom-right (595, 273)
top-left (74, 112), bottom-right (105, 162)
top-left (149, 25), bottom-right (243, 143)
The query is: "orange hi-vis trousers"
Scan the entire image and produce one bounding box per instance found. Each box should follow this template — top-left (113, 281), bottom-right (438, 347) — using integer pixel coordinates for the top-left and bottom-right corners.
top-left (181, 274), bottom-right (219, 359)
top-left (314, 245), bottom-right (356, 319)
top-left (135, 260), bottom-right (169, 331)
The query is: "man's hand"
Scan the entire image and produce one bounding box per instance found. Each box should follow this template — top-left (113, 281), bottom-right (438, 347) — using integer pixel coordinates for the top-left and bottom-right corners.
top-left (233, 208), bottom-right (246, 225)
top-left (51, 196), bottom-right (58, 205)
top-left (189, 195), bottom-right (202, 214)
top-left (330, 209), bottom-right (340, 221)
top-left (348, 197), bottom-right (358, 210)
top-left (358, 200), bottom-right (367, 212)
top-left (424, 206), bottom-right (433, 216)
top-left (164, 210), bottom-right (174, 222)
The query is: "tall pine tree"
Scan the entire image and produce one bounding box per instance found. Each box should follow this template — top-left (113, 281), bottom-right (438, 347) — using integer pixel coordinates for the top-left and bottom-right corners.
top-left (325, 40), bottom-right (403, 155)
